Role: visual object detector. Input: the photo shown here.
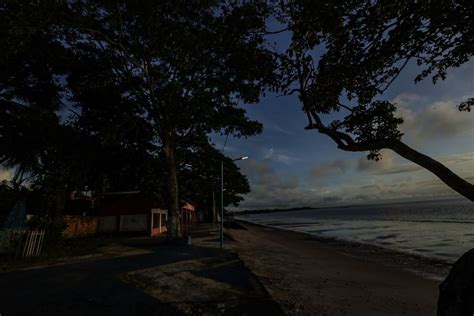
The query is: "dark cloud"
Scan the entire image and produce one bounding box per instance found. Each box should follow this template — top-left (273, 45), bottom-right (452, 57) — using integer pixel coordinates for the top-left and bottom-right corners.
top-left (238, 159), bottom-right (308, 209)
top-left (321, 196), bottom-right (342, 203)
top-left (310, 159), bottom-right (351, 178)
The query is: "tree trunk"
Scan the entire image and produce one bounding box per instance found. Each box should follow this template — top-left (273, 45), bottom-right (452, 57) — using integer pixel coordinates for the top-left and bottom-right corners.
top-left (388, 140), bottom-right (474, 201)
top-left (54, 172), bottom-right (67, 221)
top-left (163, 140), bottom-right (181, 239)
top-left (55, 189), bottom-right (67, 218)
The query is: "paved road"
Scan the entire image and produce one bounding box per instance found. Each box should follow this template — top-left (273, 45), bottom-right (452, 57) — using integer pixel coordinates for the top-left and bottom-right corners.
top-left (0, 234), bottom-right (282, 316)
top-left (1, 243), bottom-right (220, 315)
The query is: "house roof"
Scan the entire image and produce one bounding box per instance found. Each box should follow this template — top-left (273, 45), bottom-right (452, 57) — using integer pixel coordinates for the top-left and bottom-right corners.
top-left (182, 198), bottom-right (197, 207)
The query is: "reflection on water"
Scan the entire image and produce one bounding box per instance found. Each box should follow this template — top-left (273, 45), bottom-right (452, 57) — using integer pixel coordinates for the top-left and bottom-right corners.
top-left (238, 199), bottom-right (474, 263)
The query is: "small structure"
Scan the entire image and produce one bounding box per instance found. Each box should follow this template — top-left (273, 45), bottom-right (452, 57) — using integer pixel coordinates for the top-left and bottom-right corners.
top-left (151, 208), bottom-right (168, 236)
top-left (181, 199), bottom-right (197, 236)
top-left (97, 191), bottom-right (167, 236)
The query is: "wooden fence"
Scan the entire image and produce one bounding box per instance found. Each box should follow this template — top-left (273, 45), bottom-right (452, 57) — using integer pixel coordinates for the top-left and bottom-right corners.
top-left (22, 230), bottom-right (45, 258)
top-left (4, 229), bottom-right (46, 258)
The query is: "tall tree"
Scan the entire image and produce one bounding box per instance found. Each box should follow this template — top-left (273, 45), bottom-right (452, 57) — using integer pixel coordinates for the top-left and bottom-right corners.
top-left (66, 46), bottom-right (161, 195)
top-left (0, 1), bottom-right (163, 213)
top-left (67, 1), bottom-right (276, 237)
top-left (279, 1), bottom-right (474, 200)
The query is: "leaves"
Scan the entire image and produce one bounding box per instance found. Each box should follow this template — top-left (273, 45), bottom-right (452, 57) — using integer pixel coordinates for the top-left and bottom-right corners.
top-left (458, 98), bottom-right (474, 112)
top-left (281, 1), bottom-right (472, 160)
top-left (1, 1), bottom-right (274, 215)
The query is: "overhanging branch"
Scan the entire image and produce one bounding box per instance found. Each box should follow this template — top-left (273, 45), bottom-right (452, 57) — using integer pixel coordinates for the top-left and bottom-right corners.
top-left (306, 110), bottom-right (386, 151)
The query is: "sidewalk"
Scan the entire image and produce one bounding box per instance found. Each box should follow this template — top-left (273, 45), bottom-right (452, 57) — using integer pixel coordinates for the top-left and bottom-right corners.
top-left (0, 223), bottom-right (283, 315)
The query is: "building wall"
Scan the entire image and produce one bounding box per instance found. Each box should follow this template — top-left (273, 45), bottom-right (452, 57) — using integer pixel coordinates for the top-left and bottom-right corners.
top-left (63, 216), bottom-right (98, 237)
top-left (119, 214), bottom-right (148, 232)
top-left (97, 216), bottom-right (117, 233)
top-left (97, 214), bottom-right (150, 234)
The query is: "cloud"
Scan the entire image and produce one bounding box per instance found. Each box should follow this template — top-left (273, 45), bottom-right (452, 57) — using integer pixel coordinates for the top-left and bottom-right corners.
top-left (237, 161), bottom-right (470, 210)
top-left (357, 150), bottom-right (474, 176)
top-left (262, 146), bottom-right (274, 160)
top-left (273, 153), bottom-right (302, 165)
top-left (349, 151), bottom-right (474, 200)
top-left (394, 97), bottom-right (474, 143)
top-left (310, 159), bottom-right (351, 178)
top-left (262, 146), bottom-right (301, 165)
top-left (328, 177), bottom-right (461, 203)
top-left (392, 93), bottom-right (429, 107)
top-left (236, 149), bottom-right (473, 210)
top-left (440, 152), bottom-right (474, 165)
top-left (0, 168), bottom-right (13, 181)
top-left (237, 159), bottom-right (313, 209)
top-left (356, 150), bottom-right (394, 172)
top-left (357, 150), bottom-right (423, 175)
top-left (265, 122), bottom-right (295, 136)
top-left (309, 151), bottom-right (423, 179)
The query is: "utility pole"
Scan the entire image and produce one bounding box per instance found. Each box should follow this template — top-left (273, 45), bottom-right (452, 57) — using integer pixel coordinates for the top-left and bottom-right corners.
top-left (212, 191), bottom-right (216, 228)
top-left (220, 156), bottom-right (248, 249)
top-left (220, 159), bottom-right (224, 249)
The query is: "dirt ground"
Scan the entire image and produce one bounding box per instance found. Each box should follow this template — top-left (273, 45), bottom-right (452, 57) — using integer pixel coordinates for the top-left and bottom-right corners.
top-left (227, 221), bottom-right (446, 316)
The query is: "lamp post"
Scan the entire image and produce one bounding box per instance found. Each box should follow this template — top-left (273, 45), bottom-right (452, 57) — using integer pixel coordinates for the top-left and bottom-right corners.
top-left (220, 156), bottom-right (248, 249)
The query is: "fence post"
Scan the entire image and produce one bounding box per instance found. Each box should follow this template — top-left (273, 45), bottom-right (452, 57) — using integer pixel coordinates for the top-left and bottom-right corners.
top-left (36, 231), bottom-right (45, 256)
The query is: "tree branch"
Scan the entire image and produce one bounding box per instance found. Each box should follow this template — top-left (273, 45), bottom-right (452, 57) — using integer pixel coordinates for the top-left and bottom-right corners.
top-left (337, 101), bottom-right (354, 112)
top-left (263, 27), bottom-right (289, 35)
top-left (388, 140), bottom-right (474, 201)
top-left (304, 110), bottom-right (474, 201)
top-left (380, 57), bottom-right (411, 93)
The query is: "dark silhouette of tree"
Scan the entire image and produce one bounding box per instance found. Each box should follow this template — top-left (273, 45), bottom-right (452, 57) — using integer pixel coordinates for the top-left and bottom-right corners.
top-left (65, 1), bottom-right (276, 237)
top-left (278, 1), bottom-right (473, 200)
top-left (0, 2), bottom-right (275, 237)
top-left (0, 1), bottom-right (75, 214)
top-left (0, 0), bottom-right (157, 213)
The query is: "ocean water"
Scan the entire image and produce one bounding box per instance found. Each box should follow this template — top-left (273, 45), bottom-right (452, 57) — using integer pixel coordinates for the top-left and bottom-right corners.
top-left (238, 199), bottom-right (474, 263)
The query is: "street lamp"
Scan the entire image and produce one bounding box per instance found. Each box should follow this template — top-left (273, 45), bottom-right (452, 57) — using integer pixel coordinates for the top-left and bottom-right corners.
top-left (220, 156), bottom-right (248, 249)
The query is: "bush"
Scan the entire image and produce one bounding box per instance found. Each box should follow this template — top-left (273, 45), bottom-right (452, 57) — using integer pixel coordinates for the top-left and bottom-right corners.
top-left (0, 229), bottom-right (24, 255)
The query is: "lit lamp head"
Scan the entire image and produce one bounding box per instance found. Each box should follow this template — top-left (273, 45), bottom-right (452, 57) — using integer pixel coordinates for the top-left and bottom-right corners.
top-left (233, 156), bottom-right (249, 161)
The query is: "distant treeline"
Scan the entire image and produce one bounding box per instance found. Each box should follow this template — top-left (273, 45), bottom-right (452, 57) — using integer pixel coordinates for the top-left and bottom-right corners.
top-left (235, 206), bottom-right (318, 215)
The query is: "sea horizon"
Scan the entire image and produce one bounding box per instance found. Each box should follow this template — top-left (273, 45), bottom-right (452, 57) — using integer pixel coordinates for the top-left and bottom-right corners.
top-left (235, 195), bottom-right (468, 213)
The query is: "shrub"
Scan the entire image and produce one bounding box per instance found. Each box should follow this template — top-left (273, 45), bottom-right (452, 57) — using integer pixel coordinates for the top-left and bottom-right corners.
top-left (0, 229), bottom-right (24, 255)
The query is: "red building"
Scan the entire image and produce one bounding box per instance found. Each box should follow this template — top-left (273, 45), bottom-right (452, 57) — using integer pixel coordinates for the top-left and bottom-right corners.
top-left (97, 191), bottom-right (167, 236)
top-left (96, 191), bottom-right (199, 237)
top-left (180, 200), bottom-right (197, 236)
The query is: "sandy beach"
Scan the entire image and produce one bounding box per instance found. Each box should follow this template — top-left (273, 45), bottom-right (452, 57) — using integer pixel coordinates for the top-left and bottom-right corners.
top-left (227, 221), bottom-right (451, 316)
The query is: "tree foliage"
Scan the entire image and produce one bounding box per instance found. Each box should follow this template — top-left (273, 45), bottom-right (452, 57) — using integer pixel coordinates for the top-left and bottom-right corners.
top-left (63, 1), bottom-right (276, 236)
top-left (278, 1), bottom-right (474, 200)
top-left (0, 1), bottom-right (275, 233)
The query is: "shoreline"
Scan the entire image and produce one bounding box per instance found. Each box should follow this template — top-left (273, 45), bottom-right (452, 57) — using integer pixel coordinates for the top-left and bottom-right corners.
top-left (235, 218), bottom-right (452, 281)
top-left (228, 220), bottom-right (448, 315)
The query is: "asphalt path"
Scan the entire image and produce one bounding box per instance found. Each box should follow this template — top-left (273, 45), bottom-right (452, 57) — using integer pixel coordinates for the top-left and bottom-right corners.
top-left (0, 243), bottom-right (219, 316)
